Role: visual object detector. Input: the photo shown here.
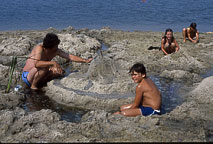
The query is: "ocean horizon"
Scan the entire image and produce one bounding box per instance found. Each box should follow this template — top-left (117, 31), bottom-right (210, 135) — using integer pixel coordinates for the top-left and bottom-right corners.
top-left (0, 0), bottom-right (213, 32)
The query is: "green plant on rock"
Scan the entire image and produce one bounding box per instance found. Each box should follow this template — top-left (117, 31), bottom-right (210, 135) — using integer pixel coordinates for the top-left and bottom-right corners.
top-left (6, 56), bottom-right (17, 93)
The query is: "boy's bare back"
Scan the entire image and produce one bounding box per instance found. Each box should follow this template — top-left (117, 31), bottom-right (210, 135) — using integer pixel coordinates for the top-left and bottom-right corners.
top-left (138, 78), bottom-right (161, 110)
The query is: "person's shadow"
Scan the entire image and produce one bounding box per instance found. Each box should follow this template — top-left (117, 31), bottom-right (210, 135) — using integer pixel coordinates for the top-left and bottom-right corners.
top-left (148, 46), bottom-right (161, 51)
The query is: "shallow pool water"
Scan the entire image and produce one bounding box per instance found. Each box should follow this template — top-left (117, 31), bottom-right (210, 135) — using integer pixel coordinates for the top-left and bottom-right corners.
top-left (149, 76), bottom-right (184, 114)
top-left (19, 74), bottom-right (186, 122)
top-left (201, 69), bottom-right (213, 78)
top-left (20, 88), bottom-right (87, 123)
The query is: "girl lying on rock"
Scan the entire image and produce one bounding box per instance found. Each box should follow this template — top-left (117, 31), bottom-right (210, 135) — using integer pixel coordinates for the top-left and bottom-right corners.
top-left (161, 28), bottom-right (180, 55)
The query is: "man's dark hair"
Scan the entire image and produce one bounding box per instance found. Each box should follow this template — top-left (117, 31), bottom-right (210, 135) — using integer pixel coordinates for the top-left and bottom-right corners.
top-left (43, 33), bottom-right (60, 49)
top-left (190, 23), bottom-right (197, 29)
top-left (129, 63), bottom-right (146, 76)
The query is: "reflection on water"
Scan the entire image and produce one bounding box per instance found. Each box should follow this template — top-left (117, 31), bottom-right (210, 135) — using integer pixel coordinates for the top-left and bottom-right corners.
top-left (150, 76), bottom-right (183, 114)
top-left (201, 69), bottom-right (213, 78)
top-left (20, 88), bottom-right (87, 123)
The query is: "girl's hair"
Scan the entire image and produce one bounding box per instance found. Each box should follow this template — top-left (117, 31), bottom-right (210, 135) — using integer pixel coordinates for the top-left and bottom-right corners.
top-left (163, 28), bottom-right (174, 47)
top-left (129, 63), bottom-right (146, 77)
top-left (43, 33), bottom-right (60, 49)
top-left (190, 22), bottom-right (197, 29)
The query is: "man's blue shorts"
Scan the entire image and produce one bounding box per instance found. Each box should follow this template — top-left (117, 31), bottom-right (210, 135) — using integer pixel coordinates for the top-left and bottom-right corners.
top-left (22, 71), bottom-right (31, 87)
top-left (139, 105), bottom-right (161, 116)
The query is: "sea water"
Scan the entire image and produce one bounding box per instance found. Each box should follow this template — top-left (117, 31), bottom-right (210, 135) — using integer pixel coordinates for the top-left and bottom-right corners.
top-left (0, 0), bottom-right (212, 32)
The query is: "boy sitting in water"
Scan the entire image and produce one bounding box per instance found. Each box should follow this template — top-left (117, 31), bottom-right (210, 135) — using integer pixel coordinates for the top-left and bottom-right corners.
top-left (22, 33), bottom-right (93, 90)
top-left (114, 63), bottom-right (161, 117)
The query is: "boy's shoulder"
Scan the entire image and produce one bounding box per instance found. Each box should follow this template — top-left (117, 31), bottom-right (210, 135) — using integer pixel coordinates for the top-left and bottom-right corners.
top-left (187, 27), bottom-right (191, 31)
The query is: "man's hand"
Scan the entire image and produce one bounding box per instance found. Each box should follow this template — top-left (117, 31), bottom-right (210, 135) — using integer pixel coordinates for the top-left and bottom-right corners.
top-left (50, 66), bottom-right (63, 75)
top-left (113, 111), bottom-right (121, 115)
top-left (50, 62), bottom-right (63, 75)
top-left (85, 58), bottom-right (93, 63)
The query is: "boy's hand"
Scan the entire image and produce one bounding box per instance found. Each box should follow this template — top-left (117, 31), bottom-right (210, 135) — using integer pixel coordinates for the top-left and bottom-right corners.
top-left (192, 40), bottom-right (197, 43)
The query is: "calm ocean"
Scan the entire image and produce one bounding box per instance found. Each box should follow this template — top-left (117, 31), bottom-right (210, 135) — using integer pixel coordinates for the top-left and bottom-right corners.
top-left (0, 0), bottom-right (212, 32)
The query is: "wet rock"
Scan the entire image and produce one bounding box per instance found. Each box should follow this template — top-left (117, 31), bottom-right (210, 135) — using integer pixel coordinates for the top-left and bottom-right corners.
top-left (187, 76), bottom-right (213, 103)
top-left (0, 36), bottom-right (32, 56)
top-left (59, 34), bottom-right (101, 55)
top-left (0, 91), bottom-right (25, 110)
top-left (0, 64), bottom-right (9, 79)
top-left (160, 69), bottom-right (203, 84)
top-left (52, 33), bottom-right (101, 64)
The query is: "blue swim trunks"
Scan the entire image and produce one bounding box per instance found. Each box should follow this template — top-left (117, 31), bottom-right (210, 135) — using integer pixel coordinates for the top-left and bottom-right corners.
top-left (22, 71), bottom-right (31, 87)
top-left (139, 105), bottom-right (161, 116)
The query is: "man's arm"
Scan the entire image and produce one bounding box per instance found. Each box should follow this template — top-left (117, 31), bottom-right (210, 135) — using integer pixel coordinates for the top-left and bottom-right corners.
top-left (33, 45), bottom-right (60, 68)
top-left (57, 49), bottom-right (93, 63)
top-left (32, 45), bottom-right (63, 75)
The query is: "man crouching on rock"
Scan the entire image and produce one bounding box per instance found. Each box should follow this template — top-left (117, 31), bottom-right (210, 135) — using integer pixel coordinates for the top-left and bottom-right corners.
top-left (114, 63), bottom-right (161, 117)
top-left (22, 33), bottom-right (93, 90)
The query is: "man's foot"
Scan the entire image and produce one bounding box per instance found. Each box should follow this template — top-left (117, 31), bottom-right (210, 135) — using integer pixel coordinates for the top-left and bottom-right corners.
top-left (30, 85), bottom-right (39, 90)
top-left (183, 39), bottom-right (186, 43)
top-left (113, 111), bottom-right (121, 115)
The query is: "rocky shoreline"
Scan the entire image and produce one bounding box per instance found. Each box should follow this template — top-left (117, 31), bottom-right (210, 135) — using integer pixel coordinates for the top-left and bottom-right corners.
top-left (0, 27), bottom-right (213, 142)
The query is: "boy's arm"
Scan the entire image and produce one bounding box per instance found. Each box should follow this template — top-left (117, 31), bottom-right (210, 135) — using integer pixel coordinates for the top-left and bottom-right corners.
top-left (130, 84), bottom-right (143, 109)
top-left (57, 49), bottom-right (93, 63)
top-left (174, 39), bottom-right (180, 52)
top-left (195, 31), bottom-right (199, 42)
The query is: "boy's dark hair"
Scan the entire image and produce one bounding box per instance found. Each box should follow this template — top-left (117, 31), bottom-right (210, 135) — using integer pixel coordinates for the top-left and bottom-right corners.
top-left (190, 23), bottom-right (197, 29)
top-left (43, 33), bottom-right (60, 49)
top-left (129, 63), bottom-right (146, 76)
